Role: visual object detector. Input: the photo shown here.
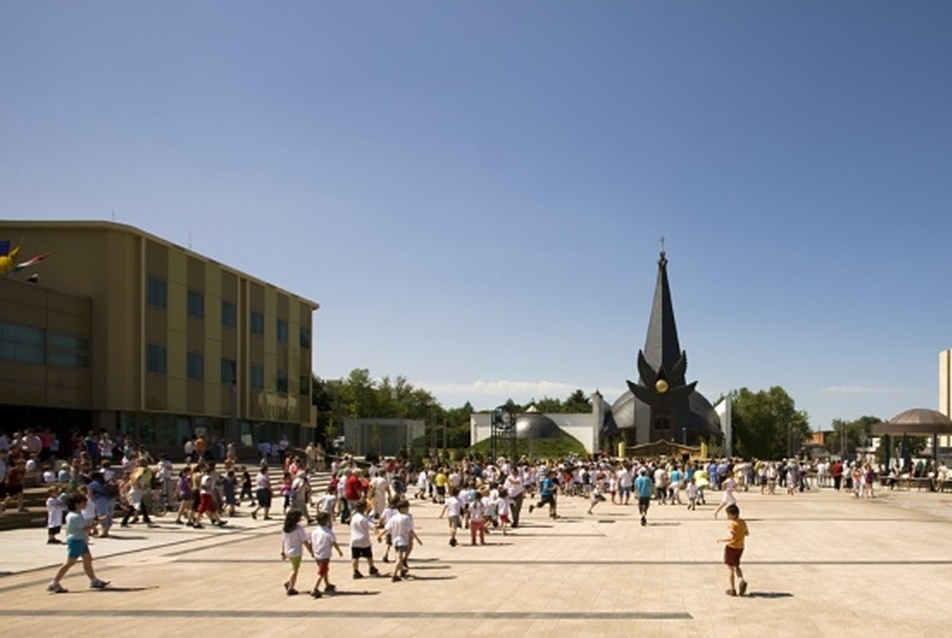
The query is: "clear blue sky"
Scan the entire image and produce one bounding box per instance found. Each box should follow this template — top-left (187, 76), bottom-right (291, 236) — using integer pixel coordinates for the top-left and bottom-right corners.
top-left (3, 2), bottom-right (951, 429)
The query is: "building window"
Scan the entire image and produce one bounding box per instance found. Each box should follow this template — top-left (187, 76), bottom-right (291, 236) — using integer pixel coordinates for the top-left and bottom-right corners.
top-left (48, 331), bottom-right (90, 368)
top-left (221, 301), bottom-right (237, 328)
top-left (147, 276), bottom-right (167, 308)
top-left (0, 322), bottom-right (45, 364)
top-left (220, 358), bottom-right (236, 385)
top-left (299, 375), bottom-right (310, 396)
top-left (249, 364), bottom-right (264, 389)
top-left (299, 326), bottom-right (311, 349)
top-left (276, 369), bottom-right (288, 393)
top-left (187, 290), bottom-right (205, 319)
top-left (187, 352), bottom-right (204, 380)
top-left (146, 344), bottom-right (167, 374)
top-left (277, 319), bottom-right (289, 344)
top-left (249, 311), bottom-right (264, 337)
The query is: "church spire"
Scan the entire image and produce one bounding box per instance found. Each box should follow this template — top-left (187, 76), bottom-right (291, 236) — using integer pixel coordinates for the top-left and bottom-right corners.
top-left (643, 247), bottom-right (682, 381)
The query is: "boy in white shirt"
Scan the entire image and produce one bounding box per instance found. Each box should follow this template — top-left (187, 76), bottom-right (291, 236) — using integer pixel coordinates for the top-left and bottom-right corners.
top-left (439, 487), bottom-right (463, 546)
top-left (349, 501), bottom-right (380, 579)
top-left (378, 500), bottom-right (421, 582)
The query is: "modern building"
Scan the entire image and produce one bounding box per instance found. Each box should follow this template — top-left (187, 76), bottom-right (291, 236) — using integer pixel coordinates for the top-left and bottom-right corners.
top-left (0, 221), bottom-right (318, 455)
top-left (604, 249), bottom-right (722, 446)
top-left (470, 250), bottom-right (725, 456)
top-left (938, 348), bottom-right (952, 448)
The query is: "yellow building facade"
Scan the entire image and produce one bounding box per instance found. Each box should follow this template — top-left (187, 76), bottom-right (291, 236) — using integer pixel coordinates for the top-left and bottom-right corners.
top-left (0, 221), bottom-right (318, 453)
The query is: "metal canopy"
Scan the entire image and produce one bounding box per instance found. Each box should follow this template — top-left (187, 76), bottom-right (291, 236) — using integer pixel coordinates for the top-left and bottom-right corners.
top-left (870, 408), bottom-right (952, 436)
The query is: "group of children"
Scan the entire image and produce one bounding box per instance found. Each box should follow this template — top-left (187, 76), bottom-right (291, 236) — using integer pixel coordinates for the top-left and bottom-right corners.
top-left (279, 497), bottom-right (421, 598)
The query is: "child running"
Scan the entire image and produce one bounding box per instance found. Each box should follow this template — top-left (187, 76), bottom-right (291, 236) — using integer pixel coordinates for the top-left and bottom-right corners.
top-left (716, 503), bottom-right (750, 596)
top-left (281, 509), bottom-right (313, 596)
top-left (439, 487), bottom-right (463, 546)
top-left (349, 501), bottom-right (380, 579)
top-left (378, 499), bottom-right (421, 582)
top-left (378, 496), bottom-right (400, 562)
top-left (47, 494), bottom-right (109, 593)
top-left (309, 511), bottom-right (342, 598)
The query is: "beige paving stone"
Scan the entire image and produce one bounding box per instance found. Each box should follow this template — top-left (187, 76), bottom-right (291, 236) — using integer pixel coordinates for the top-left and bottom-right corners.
top-left (1, 486), bottom-right (951, 636)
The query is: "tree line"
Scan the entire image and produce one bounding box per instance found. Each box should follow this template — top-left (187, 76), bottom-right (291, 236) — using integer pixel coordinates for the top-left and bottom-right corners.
top-left (311, 369), bottom-right (887, 459)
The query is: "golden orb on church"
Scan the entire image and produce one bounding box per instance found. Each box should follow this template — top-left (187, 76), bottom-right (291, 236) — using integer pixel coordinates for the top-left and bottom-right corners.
top-left (655, 379), bottom-right (669, 394)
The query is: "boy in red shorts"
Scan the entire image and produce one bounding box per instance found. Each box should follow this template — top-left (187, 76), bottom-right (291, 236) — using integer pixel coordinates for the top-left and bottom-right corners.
top-left (717, 503), bottom-right (749, 596)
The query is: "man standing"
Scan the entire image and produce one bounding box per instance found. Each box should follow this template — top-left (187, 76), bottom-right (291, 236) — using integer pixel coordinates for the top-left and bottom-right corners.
top-left (617, 463), bottom-right (633, 505)
top-left (504, 467), bottom-right (525, 528)
top-left (305, 442), bottom-right (319, 473)
top-left (634, 468), bottom-right (653, 527)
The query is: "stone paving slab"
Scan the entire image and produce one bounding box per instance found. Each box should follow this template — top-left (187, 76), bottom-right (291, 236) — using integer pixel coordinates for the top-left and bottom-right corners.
top-left (1, 486), bottom-right (951, 636)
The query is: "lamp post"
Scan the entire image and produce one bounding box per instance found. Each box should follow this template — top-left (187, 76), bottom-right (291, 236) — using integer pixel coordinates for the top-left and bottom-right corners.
top-left (491, 406), bottom-right (513, 463)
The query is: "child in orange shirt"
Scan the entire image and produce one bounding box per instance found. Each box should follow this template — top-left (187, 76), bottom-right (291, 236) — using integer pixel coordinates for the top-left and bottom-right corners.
top-left (717, 503), bottom-right (749, 596)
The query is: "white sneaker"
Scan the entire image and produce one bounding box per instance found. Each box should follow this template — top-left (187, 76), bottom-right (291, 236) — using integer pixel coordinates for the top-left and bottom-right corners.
top-left (47, 582), bottom-right (67, 593)
top-left (90, 579), bottom-right (110, 589)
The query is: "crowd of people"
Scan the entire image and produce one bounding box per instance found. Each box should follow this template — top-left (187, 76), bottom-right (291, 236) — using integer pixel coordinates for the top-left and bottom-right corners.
top-left (5, 425), bottom-right (950, 598)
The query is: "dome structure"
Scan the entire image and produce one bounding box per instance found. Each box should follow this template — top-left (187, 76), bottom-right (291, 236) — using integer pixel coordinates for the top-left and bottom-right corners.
top-left (870, 408), bottom-right (952, 436)
top-left (514, 413), bottom-right (564, 440)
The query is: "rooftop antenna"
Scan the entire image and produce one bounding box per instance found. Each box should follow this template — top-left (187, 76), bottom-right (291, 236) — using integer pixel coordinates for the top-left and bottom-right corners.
top-left (111, 209), bottom-right (115, 221)
top-left (188, 230), bottom-right (192, 250)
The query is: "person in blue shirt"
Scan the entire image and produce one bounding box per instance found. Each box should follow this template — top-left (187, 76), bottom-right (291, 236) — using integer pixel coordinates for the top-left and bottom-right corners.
top-left (634, 468), bottom-right (654, 527)
top-left (47, 493), bottom-right (110, 593)
top-left (529, 470), bottom-right (560, 519)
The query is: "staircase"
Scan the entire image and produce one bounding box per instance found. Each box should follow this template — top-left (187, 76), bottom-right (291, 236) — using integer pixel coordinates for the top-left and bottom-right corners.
top-left (0, 466), bottom-right (336, 532)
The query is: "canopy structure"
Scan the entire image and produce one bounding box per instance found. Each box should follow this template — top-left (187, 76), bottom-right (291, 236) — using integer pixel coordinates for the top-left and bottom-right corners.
top-left (870, 409), bottom-right (952, 436)
top-left (871, 408), bottom-right (952, 467)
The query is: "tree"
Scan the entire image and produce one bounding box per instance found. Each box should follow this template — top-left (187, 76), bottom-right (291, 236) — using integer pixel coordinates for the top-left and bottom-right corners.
top-left (563, 389), bottom-right (592, 413)
top-left (534, 396), bottom-right (563, 413)
top-left (730, 386), bottom-right (810, 459)
top-left (827, 415), bottom-right (880, 458)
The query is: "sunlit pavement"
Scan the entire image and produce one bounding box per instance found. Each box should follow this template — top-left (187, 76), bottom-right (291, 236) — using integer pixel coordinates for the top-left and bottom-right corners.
top-left (1, 485), bottom-right (950, 637)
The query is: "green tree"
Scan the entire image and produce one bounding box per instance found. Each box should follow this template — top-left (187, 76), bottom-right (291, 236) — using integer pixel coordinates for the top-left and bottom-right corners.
top-left (443, 401), bottom-right (475, 448)
top-left (730, 386), bottom-right (810, 459)
top-left (534, 396), bottom-right (563, 413)
top-left (563, 389), bottom-right (592, 413)
top-left (827, 415), bottom-right (880, 457)
top-left (342, 368), bottom-right (377, 418)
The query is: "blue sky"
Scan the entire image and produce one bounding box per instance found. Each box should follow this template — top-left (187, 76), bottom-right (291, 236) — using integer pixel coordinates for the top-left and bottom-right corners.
top-left (2, 2), bottom-right (951, 429)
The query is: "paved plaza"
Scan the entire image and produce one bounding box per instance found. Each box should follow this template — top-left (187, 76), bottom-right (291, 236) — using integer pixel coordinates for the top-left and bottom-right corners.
top-left (1, 484), bottom-right (950, 637)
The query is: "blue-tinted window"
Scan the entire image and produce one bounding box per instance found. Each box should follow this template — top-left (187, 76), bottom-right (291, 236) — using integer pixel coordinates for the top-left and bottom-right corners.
top-left (47, 330), bottom-right (91, 368)
top-left (277, 319), bottom-right (289, 344)
top-left (299, 326), bottom-right (311, 349)
top-left (0, 322), bottom-right (45, 364)
top-left (187, 290), bottom-right (204, 319)
top-left (187, 352), bottom-right (204, 380)
top-left (220, 358), bottom-right (236, 384)
top-left (146, 344), bottom-right (167, 374)
top-left (249, 364), bottom-right (264, 389)
top-left (250, 311), bottom-right (264, 336)
top-left (299, 375), bottom-right (310, 396)
top-left (276, 369), bottom-right (288, 393)
top-left (147, 277), bottom-right (167, 308)
top-left (221, 301), bottom-right (237, 328)
top-left (48, 352), bottom-right (90, 367)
